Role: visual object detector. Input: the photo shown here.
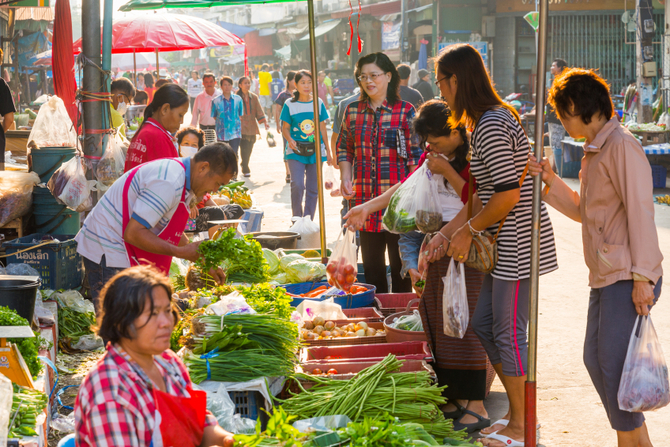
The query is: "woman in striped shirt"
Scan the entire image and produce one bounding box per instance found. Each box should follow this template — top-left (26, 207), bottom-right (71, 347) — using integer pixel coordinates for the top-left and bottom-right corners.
top-left (425, 44), bottom-right (558, 447)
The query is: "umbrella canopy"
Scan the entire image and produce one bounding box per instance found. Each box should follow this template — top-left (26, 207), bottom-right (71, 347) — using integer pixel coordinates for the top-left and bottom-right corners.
top-left (120, 0), bottom-right (296, 10)
top-left (73, 14), bottom-right (244, 54)
top-left (112, 53), bottom-right (171, 71)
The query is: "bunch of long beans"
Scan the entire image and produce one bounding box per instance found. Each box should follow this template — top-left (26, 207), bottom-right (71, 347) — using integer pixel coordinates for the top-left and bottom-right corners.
top-left (277, 355), bottom-right (464, 440)
top-left (58, 306), bottom-right (96, 343)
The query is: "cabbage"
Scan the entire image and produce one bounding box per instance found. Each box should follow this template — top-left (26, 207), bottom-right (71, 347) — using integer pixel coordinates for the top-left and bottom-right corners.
top-left (271, 272), bottom-right (289, 284)
top-left (262, 248), bottom-right (281, 274)
top-left (279, 253), bottom-right (304, 271)
top-left (285, 259), bottom-right (327, 283)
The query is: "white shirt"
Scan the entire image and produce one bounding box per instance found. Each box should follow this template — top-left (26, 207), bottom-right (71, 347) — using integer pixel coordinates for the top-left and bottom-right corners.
top-left (187, 78), bottom-right (203, 98)
top-left (75, 158), bottom-right (195, 268)
top-left (190, 89), bottom-right (221, 127)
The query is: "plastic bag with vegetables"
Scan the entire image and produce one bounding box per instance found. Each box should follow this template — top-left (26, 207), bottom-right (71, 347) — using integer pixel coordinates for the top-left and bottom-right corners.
top-left (442, 259), bottom-right (469, 339)
top-left (0, 171), bottom-right (40, 227)
top-left (95, 134), bottom-right (126, 192)
top-left (326, 229), bottom-right (357, 292)
top-left (47, 156), bottom-right (96, 212)
top-left (390, 309), bottom-right (424, 331)
top-left (383, 164), bottom-right (442, 234)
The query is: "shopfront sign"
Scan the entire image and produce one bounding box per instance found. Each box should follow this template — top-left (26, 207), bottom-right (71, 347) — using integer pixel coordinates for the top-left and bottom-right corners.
top-left (438, 41), bottom-right (489, 71)
top-left (382, 21), bottom-right (401, 50)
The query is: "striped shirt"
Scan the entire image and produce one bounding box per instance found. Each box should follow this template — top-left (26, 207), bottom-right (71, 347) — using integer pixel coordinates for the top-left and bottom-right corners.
top-left (470, 107), bottom-right (558, 281)
top-left (75, 158), bottom-right (195, 269)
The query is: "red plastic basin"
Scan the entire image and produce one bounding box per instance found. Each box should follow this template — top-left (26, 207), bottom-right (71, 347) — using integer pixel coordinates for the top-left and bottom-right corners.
top-left (300, 341), bottom-right (433, 364)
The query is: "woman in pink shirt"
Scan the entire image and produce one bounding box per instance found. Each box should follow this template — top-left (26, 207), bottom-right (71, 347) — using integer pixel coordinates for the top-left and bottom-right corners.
top-left (125, 84), bottom-right (189, 172)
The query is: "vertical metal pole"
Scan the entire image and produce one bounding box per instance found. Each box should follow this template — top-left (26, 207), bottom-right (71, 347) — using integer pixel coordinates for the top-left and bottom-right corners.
top-left (82, 0), bottom-right (104, 159)
top-left (133, 51), bottom-right (137, 85)
top-left (432, 1), bottom-right (438, 59)
top-left (527, 0), bottom-right (548, 446)
top-left (307, 0), bottom-right (328, 263)
top-left (400, 0), bottom-right (406, 62)
top-left (156, 49), bottom-right (160, 78)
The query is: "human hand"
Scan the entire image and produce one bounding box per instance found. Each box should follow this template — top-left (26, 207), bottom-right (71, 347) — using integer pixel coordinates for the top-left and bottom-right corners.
top-left (276, 124), bottom-right (281, 134)
top-left (409, 269), bottom-right (423, 294)
top-left (178, 241), bottom-right (202, 263)
top-left (528, 153), bottom-right (555, 185)
top-left (265, 122), bottom-right (270, 131)
top-left (445, 225), bottom-right (473, 264)
top-left (425, 152), bottom-right (452, 177)
top-left (189, 205), bottom-right (199, 219)
top-left (288, 138), bottom-right (297, 150)
top-left (423, 231), bottom-right (449, 264)
top-left (632, 281), bottom-right (655, 316)
top-left (341, 179), bottom-right (354, 199)
top-left (326, 153), bottom-right (334, 166)
top-left (208, 267), bottom-right (226, 285)
top-left (343, 203), bottom-right (371, 231)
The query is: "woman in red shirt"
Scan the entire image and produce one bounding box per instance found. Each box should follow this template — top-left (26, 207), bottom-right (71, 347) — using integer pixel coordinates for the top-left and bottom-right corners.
top-left (143, 72), bottom-right (157, 103)
top-left (124, 83), bottom-right (189, 171)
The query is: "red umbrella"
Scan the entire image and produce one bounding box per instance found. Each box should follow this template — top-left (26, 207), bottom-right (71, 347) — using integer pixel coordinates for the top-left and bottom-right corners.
top-left (72, 14), bottom-right (244, 53)
top-left (52, 0), bottom-right (77, 125)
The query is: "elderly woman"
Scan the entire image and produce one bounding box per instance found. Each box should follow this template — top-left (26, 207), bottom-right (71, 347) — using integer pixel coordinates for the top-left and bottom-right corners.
top-left (530, 68), bottom-right (663, 447)
top-left (74, 266), bottom-right (236, 447)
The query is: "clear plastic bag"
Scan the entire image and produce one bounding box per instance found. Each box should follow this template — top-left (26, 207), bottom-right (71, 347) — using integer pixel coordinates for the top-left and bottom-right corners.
top-left (383, 163), bottom-right (442, 234)
top-left (194, 382), bottom-right (257, 434)
top-left (295, 297), bottom-right (347, 321)
top-left (0, 171), bottom-right (40, 227)
top-left (289, 216), bottom-right (320, 249)
top-left (53, 290), bottom-right (95, 314)
top-left (390, 309), bottom-right (423, 331)
top-left (617, 315), bottom-right (670, 412)
top-left (293, 415), bottom-right (351, 433)
top-left (72, 334), bottom-right (104, 351)
top-left (95, 134), bottom-right (126, 191)
top-left (27, 96), bottom-right (77, 149)
top-left (326, 229), bottom-right (357, 292)
top-left (442, 258), bottom-right (469, 339)
top-left (324, 166), bottom-right (341, 197)
top-left (4, 263), bottom-right (41, 279)
top-left (0, 374), bottom-right (12, 446)
top-left (47, 156), bottom-right (96, 212)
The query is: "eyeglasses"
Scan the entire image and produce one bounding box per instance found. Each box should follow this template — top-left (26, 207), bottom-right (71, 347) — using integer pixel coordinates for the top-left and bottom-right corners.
top-left (434, 76), bottom-right (450, 86)
top-left (357, 72), bottom-right (386, 83)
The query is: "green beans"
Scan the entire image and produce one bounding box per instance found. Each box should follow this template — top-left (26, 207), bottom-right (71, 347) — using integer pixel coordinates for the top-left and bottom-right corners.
top-left (58, 307), bottom-right (96, 343)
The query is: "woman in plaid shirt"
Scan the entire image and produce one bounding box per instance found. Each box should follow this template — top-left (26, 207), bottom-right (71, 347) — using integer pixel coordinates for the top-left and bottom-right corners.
top-left (337, 52), bottom-right (422, 293)
top-left (74, 266), bottom-right (236, 447)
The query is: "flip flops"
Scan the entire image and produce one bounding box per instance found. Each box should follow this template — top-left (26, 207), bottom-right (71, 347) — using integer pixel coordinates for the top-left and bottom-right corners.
top-left (479, 419), bottom-right (509, 436)
top-left (481, 433), bottom-right (524, 447)
top-left (452, 409), bottom-right (491, 434)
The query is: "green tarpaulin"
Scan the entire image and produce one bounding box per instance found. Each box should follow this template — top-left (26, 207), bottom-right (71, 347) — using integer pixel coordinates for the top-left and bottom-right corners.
top-left (120, 0), bottom-right (300, 11)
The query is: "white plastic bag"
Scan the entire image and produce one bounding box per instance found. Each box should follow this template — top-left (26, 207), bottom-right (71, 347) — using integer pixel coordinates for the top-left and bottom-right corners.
top-left (289, 216), bottom-right (320, 249)
top-left (53, 290), bottom-right (96, 314)
top-left (618, 315), bottom-right (670, 412)
top-left (47, 156), bottom-right (96, 212)
top-left (27, 96), bottom-right (77, 149)
top-left (194, 382), bottom-right (256, 434)
top-left (0, 171), bottom-right (40, 227)
top-left (383, 163), bottom-right (442, 234)
top-left (95, 134), bottom-right (126, 191)
top-left (324, 166), bottom-right (341, 197)
top-left (0, 374), bottom-right (12, 446)
top-left (72, 334), bottom-right (104, 351)
top-left (442, 258), bottom-right (469, 339)
top-left (206, 291), bottom-right (256, 316)
top-left (296, 297), bottom-right (347, 321)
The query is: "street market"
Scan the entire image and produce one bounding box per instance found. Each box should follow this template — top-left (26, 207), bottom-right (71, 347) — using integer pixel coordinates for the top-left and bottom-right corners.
top-left (1, 0), bottom-right (670, 446)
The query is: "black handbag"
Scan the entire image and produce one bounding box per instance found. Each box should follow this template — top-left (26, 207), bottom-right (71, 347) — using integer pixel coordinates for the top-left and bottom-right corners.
top-left (294, 141), bottom-right (316, 157)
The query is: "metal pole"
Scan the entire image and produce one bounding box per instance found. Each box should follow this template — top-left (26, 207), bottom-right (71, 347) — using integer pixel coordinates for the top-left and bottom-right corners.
top-left (82, 0), bottom-right (104, 159)
top-left (306, 0), bottom-right (328, 263)
top-left (156, 49), bottom-right (160, 78)
top-left (133, 51), bottom-right (137, 85)
top-left (526, 0), bottom-right (548, 446)
top-left (400, 0), bottom-right (406, 62)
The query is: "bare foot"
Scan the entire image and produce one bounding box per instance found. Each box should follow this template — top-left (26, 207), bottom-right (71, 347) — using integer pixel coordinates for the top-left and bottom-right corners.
top-left (480, 426), bottom-right (524, 447)
top-left (458, 401), bottom-right (488, 425)
top-left (479, 417), bottom-right (509, 435)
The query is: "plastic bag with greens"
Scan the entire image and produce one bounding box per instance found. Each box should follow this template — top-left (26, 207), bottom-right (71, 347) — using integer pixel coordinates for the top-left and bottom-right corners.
top-left (262, 248), bottom-right (281, 274)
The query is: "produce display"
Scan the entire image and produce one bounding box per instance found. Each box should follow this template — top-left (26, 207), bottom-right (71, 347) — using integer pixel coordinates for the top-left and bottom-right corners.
top-left (128, 116), bottom-right (143, 131)
top-left (182, 313), bottom-right (300, 383)
top-left (7, 384), bottom-right (48, 438)
top-left (188, 283), bottom-right (294, 320)
top-left (278, 355), bottom-right (463, 439)
top-left (195, 228), bottom-right (270, 286)
top-left (656, 195), bottom-right (670, 205)
top-left (300, 318), bottom-right (383, 342)
top-left (264, 249), bottom-right (326, 284)
top-left (326, 258), bottom-right (357, 292)
top-left (389, 310), bottom-right (423, 331)
top-left (626, 122), bottom-right (666, 132)
top-left (219, 181), bottom-right (253, 209)
top-left (0, 306), bottom-right (44, 377)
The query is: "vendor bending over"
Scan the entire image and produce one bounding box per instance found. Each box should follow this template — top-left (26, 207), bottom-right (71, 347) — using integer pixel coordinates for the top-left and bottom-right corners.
top-left (74, 265), bottom-right (236, 447)
top-left (75, 143), bottom-right (237, 304)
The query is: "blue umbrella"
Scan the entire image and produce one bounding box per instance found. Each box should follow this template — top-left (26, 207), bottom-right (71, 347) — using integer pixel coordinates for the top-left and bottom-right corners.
top-left (418, 41), bottom-right (427, 70)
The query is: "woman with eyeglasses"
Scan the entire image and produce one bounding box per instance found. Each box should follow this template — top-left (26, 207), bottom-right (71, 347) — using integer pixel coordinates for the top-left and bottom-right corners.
top-left (337, 52), bottom-right (422, 294)
top-left (425, 44), bottom-right (558, 447)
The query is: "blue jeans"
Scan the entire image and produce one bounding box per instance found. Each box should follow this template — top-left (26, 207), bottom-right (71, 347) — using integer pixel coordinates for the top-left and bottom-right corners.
top-left (398, 231), bottom-right (424, 278)
top-left (83, 255), bottom-right (123, 311)
top-left (287, 159), bottom-right (318, 219)
top-left (224, 138), bottom-right (241, 155)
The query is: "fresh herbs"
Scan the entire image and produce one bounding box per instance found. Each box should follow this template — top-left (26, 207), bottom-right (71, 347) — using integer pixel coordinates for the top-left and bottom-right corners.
top-left (196, 228), bottom-right (270, 284)
top-left (0, 306), bottom-right (43, 377)
top-left (234, 408), bottom-right (310, 446)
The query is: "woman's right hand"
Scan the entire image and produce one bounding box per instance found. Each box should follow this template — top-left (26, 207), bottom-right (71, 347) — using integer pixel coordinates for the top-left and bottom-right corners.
top-left (528, 153), bottom-right (555, 185)
top-left (288, 138), bottom-right (297, 151)
top-left (341, 179), bottom-right (354, 199)
top-left (343, 203), bottom-right (371, 230)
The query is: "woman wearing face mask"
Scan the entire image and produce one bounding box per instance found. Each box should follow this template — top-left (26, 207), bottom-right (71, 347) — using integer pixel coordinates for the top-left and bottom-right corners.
top-left (337, 52), bottom-right (422, 294)
top-left (125, 83), bottom-right (189, 172)
top-left (110, 78), bottom-right (136, 139)
top-left (237, 76), bottom-right (269, 178)
top-left (344, 101), bottom-right (490, 433)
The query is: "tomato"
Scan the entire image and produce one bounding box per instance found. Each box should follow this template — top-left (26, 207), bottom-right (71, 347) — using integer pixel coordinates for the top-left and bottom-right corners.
top-left (345, 274), bottom-right (356, 284)
top-left (326, 263), bottom-right (337, 274)
top-left (327, 368), bottom-right (338, 375)
top-left (336, 273), bottom-right (346, 285)
top-left (312, 368), bottom-right (323, 375)
top-left (343, 264), bottom-right (355, 275)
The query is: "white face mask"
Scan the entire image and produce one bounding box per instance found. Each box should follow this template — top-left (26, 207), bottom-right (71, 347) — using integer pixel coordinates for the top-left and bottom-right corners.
top-left (180, 145), bottom-right (198, 157)
top-left (116, 100), bottom-right (128, 116)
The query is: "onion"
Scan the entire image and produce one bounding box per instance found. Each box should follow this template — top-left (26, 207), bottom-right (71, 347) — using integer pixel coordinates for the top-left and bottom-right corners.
top-left (355, 329), bottom-right (366, 336)
top-left (314, 325), bottom-right (324, 335)
top-left (366, 328), bottom-right (377, 336)
top-left (313, 316), bottom-right (325, 327)
top-left (324, 321), bottom-right (335, 330)
top-left (306, 332), bottom-right (318, 340)
top-left (331, 330), bottom-right (341, 337)
top-left (355, 322), bottom-right (368, 331)
top-left (304, 321), bottom-right (314, 330)
top-left (346, 331), bottom-right (356, 337)
top-left (322, 330), bottom-right (332, 338)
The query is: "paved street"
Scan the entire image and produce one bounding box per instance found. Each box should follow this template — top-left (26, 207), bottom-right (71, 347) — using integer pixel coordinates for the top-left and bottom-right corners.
top-left (238, 124), bottom-right (670, 446)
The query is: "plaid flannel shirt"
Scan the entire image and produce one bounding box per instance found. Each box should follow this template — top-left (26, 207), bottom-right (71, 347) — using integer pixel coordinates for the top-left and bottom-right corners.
top-left (74, 343), bottom-right (217, 447)
top-left (337, 99), bottom-right (421, 232)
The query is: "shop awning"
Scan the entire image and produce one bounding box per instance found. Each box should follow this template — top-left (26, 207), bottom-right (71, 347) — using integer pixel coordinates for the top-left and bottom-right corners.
top-left (379, 13), bottom-right (400, 22)
top-left (407, 4), bottom-right (431, 13)
top-left (299, 19), bottom-right (341, 40)
top-left (259, 28), bottom-right (277, 36)
top-left (274, 45), bottom-right (291, 60)
top-left (217, 20), bottom-right (255, 37)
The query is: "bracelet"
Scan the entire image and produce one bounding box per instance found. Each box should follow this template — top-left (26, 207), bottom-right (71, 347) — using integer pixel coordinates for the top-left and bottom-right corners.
top-left (435, 231), bottom-right (450, 244)
top-left (467, 219), bottom-right (483, 236)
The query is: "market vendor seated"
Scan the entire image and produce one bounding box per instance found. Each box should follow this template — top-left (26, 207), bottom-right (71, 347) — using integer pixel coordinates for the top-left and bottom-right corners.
top-left (74, 265), bottom-right (236, 447)
top-left (75, 143), bottom-right (237, 305)
top-left (110, 77), bottom-right (136, 139)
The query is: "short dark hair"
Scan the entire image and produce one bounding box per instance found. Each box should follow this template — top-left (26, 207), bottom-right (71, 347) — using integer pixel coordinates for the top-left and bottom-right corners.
top-left (202, 72), bottom-right (216, 82)
top-left (96, 265), bottom-right (178, 344)
top-left (286, 70), bottom-right (297, 83)
top-left (292, 70), bottom-right (312, 102)
top-left (194, 142), bottom-right (238, 177)
top-left (133, 90), bottom-right (148, 105)
top-left (397, 64), bottom-right (411, 80)
top-left (261, 64), bottom-right (269, 71)
top-left (548, 68), bottom-right (614, 125)
top-left (355, 52), bottom-right (400, 105)
top-left (144, 72), bottom-right (155, 88)
top-left (553, 58), bottom-right (568, 70)
top-left (111, 77), bottom-right (136, 99)
top-left (176, 126), bottom-right (205, 148)
top-left (271, 71), bottom-right (280, 80)
top-left (414, 99), bottom-right (469, 173)
top-left (155, 79), bottom-right (170, 89)
top-left (220, 76), bottom-right (233, 86)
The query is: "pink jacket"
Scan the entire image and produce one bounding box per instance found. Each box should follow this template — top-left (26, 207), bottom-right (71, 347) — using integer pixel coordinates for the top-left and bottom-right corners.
top-left (543, 117), bottom-right (663, 288)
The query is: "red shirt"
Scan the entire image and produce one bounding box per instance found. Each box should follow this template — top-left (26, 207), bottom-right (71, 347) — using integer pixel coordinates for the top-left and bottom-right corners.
top-left (145, 87), bottom-right (156, 104)
top-left (124, 118), bottom-right (178, 172)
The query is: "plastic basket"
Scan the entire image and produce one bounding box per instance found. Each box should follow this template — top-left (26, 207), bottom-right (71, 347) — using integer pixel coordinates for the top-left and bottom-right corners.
top-left (295, 359), bottom-right (435, 388)
top-left (300, 341), bottom-right (434, 364)
top-left (303, 307), bottom-right (383, 326)
top-left (651, 164), bottom-right (667, 189)
top-left (383, 299), bottom-right (428, 343)
top-left (229, 390), bottom-right (262, 420)
top-left (374, 293), bottom-right (420, 317)
top-left (2, 233), bottom-right (83, 290)
top-left (284, 281), bottom-right (376, 308)
top-left (302, 322), bottom-right (387, 346)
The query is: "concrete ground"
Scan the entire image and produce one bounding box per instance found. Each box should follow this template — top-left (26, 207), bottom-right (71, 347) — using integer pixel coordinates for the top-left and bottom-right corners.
top-left (194, 115), bottom-right (670, 446)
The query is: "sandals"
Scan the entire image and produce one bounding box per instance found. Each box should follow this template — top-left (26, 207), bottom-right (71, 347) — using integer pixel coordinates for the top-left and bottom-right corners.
top-left (481, 433), bottom-right (524, 447)
top-left (480, 418), bottom-right (509, 435)
top-left (442, 401), bottom-right (466, 420)
top-left (452, 409), bottom-right (491, 434)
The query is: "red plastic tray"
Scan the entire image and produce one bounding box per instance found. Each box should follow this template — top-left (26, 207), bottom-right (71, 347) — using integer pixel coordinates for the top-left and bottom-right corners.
top-left (304, 307), bottom-right (384, 326)
top-left (374, 293), bottom-right (419, 316)
top-left (296, 359), bottom-right (435, 382)
top-left (300, 341), bottom-right (433, 364)
top-left (301, 322), bottom-right (387, 346)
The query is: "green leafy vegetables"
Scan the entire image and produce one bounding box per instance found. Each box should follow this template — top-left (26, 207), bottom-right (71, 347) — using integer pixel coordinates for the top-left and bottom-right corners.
top-left (0, 306), bottom-right (43, 377)
top-left (58, 306), bottom-right (96, 344)
top-left (7, 384), bottom-right (48, 438)
top-left (383, 190), bottom-right (418, 233)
